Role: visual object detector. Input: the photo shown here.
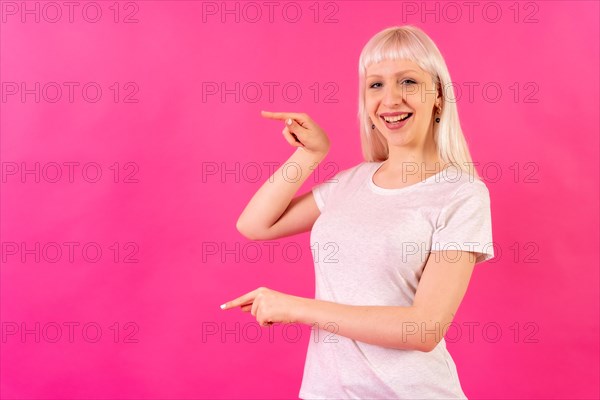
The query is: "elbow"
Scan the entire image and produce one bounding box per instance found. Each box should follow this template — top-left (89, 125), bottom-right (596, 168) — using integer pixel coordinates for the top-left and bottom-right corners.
top-left (236, 219), bottom-right (255, 240)
top-left (236, 219), bottom-right (266, 241)
top-left (418, 339), bottom-right (439, 353)
top-left (405, 336), bottom-right (438, 353)
top-left (400, 307), bottom-right (445, 352)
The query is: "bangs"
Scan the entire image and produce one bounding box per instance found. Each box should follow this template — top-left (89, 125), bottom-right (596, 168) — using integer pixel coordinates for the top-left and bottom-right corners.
top-left (359, 28), bottom-right (434, 77)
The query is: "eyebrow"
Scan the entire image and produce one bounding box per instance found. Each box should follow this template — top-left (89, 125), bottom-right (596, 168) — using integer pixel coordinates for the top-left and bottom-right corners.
top-left (366, 70), bottom-right (420, 79)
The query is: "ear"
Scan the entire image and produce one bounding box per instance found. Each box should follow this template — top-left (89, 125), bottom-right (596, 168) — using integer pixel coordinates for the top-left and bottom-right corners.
top-left (435, 80), bottom-right (443, 110)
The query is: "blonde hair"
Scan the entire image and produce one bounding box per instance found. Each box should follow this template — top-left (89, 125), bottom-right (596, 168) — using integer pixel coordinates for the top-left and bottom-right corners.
top-left (357, 25), bottom-right (481, 180)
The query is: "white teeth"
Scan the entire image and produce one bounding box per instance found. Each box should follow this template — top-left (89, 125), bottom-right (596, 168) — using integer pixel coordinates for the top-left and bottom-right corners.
top-left (383, 113), bottom-right (410, 123)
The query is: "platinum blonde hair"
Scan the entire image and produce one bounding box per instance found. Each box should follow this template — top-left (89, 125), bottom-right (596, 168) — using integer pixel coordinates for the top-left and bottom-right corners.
top-left (358, 25), bottom-right (481, 180)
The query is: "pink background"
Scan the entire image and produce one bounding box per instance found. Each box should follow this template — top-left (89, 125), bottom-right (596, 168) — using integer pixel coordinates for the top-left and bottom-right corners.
top-left (1, 1), bottom-right (598, 399)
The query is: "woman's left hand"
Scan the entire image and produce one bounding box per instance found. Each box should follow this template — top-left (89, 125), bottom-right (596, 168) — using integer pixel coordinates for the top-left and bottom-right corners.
top-left (220, 287), bottom-right (306, 326)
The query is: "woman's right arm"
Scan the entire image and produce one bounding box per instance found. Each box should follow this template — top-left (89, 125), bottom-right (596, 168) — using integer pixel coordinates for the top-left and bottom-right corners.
top-left (235, 111), bottom-right (331, 241)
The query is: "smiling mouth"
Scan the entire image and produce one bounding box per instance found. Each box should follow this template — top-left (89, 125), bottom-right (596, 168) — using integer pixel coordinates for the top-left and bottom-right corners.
top-left (381, 113), bottom-right (413, 124)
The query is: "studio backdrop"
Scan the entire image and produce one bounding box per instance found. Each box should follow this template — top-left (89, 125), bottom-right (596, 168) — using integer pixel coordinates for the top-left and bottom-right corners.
top-left (1, 1), bottom-right (598, 399)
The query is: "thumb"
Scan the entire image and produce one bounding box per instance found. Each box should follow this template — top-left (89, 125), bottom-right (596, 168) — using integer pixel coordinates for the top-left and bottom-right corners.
top-left (286, 118), bottom-right (308, 144)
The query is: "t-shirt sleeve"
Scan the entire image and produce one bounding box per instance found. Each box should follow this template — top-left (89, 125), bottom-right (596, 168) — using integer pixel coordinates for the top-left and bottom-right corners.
top-left (431, 180), bottom-right (495, 265)
top-left (311, 169), bottom-right (346, 212)
top-left (312, 176), bottom-right (338, 212)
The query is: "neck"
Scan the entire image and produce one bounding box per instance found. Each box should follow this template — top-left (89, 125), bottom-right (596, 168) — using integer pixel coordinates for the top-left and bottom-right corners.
top-left (383, 127), bottom-right (447, 175)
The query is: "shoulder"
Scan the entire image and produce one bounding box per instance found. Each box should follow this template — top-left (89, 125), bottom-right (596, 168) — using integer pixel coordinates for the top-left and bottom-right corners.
top-left (441, 165), bottom-right (489, 189)
top-left (438, 165), bottom-right (491, 203)
top-left (327, 161), bottom-right (377, 183)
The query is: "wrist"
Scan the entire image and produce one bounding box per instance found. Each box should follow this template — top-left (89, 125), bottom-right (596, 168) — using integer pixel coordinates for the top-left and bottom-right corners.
top-left (292, 295), bottom-right (312, 325)
top-left (292, 149), bottom-right (328, 176)
top-left (295, 145), bottom-right (328, 159)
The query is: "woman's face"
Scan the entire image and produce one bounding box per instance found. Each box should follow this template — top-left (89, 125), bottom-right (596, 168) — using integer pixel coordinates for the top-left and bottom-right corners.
top-left (365, 59), bottom-right (440, 149)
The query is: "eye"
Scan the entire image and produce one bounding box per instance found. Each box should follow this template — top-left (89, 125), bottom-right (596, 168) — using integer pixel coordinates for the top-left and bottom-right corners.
top-left (369, 82), bottom-right (382, 89)
top-left (402, 79), bottom-right (417, 85)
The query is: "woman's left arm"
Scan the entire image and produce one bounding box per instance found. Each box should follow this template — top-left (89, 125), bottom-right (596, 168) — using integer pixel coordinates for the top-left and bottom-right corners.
top-left (296, 249), bottom-right (476, 352)
top-left (221, 249), bottom-right (477, 352)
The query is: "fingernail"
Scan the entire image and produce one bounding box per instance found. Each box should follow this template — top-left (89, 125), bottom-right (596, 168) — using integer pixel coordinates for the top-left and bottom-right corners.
top-left (286, 118), bottom-right (292, 125)
top-left (220, 303), bottom-right (227, 309)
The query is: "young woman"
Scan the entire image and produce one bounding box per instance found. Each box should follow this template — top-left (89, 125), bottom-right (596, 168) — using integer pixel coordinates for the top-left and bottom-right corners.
top-left (222, 25), bottom-right (494, 399)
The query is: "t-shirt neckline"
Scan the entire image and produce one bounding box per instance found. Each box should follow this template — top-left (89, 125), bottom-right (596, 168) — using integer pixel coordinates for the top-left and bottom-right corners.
top-left (368, 161), bottom-right (450, 195)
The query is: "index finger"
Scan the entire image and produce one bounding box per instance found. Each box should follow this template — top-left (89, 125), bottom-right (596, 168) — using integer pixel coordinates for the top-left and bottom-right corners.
top-left (261, 110), bottom-right (308, 123)
top-left (220, 289), bottom-right (259, 310)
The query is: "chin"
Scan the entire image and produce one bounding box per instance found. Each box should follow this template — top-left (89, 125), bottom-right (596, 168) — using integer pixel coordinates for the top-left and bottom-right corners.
top-left (384, 135), bottom-right (412, 147)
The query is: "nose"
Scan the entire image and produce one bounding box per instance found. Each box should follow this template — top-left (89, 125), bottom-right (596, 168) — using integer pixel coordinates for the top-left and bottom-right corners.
top-left (382, 83), bottom-right (404, 108)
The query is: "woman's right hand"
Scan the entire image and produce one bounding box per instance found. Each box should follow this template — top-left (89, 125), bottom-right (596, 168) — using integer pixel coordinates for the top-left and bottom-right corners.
top-left (261, 111), bottom-right (331, 158)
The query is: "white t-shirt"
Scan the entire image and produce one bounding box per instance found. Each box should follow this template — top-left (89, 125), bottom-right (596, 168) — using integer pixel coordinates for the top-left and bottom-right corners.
top-left (298, 161), bottom-right (494, 399)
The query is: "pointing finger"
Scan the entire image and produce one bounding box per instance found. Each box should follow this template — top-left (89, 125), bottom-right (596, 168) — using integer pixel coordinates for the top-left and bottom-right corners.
top-left (220, 290), bottom-right (259, 310)
top-left (261, 111), bottom-right (309, 125)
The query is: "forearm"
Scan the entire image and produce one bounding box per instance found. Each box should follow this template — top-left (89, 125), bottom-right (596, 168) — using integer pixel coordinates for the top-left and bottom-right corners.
top-left (236, 148), bottom-right (326, 236)
top-left (294, 297), bottom-right (441, 352)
